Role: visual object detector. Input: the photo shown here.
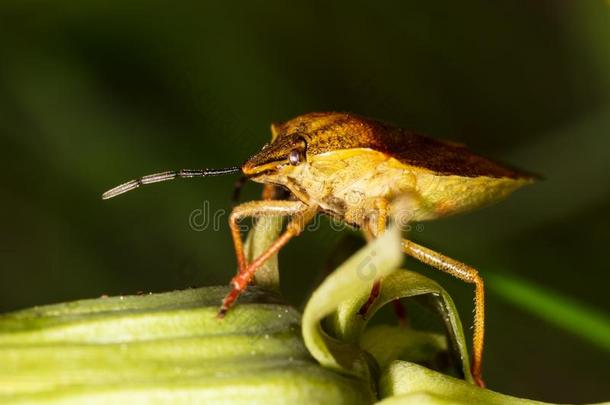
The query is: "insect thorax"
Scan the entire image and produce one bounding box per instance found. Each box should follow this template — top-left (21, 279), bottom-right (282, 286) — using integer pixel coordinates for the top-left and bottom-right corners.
top-left (256, 149), bottom-right (418, 226)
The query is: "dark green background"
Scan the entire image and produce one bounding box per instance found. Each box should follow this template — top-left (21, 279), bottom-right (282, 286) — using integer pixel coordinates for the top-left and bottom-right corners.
top-left (1, 1), bottom-right (609, 402)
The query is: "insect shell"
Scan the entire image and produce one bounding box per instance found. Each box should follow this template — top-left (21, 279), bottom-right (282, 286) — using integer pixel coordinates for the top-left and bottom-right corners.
top-left (243, 112), bottom-right (534, 228)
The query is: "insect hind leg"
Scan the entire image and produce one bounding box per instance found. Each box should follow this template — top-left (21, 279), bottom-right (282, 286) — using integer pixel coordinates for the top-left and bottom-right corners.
top-left (359, 195), bottom-right (485, 386)
top-left (401, 238), bottom-right (486, 387)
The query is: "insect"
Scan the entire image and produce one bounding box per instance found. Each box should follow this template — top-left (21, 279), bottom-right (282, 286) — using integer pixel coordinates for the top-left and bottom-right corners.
top-left (103, 112), bottom-right (535, 386)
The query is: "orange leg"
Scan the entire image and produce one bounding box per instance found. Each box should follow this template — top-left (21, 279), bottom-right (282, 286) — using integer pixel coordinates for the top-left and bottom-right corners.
top-left (229, 200), bottom-right (305, 274)
top-left (359, 198), bottom-right (390, 317)
top-left (392, 299), bottom-right (407, 327)
top-left (262, 183), bottom-right (276, 200)
top-left (357, 280), bottom-right (381, 317)
top-left (363, 197), bottom-right (486, 386)
top-left (358, 280), bottom-right (407, 327)
top-left (220, 203), bottom-right (318, 317)
top-left (401, 239), bottom-right (486, 388)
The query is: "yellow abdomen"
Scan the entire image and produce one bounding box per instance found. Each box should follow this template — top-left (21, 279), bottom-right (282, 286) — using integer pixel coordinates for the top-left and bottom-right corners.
top-left (412, 172), bottom-right (532, 221)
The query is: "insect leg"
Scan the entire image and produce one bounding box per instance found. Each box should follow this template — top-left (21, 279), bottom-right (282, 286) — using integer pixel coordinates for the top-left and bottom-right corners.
top-left (401, 239), bottom-right (486, 387)
top-left (359, 198), bottom-right (408, 324)
top-left (357, 279), bottom-right (381, 317)
top-left (229, 200), bottom-right (306, 274)
top-left (262, 184), bottom-right (277, 200)
top-left (220, 204), bottom-right (318, 317)
top-left (374, 197), bottom-right (389, 235)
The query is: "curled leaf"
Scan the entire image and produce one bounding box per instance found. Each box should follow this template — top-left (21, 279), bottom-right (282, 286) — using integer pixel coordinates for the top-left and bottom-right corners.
top-left (302, 225), bottom-right (403, 383)
top-left (301, 223), bottom-right (473, 390)
top-left (327, 269), bottom-right (473, 383)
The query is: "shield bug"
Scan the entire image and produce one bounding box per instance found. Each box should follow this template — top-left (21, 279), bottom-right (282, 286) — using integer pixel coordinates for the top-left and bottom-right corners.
top-left (103, 112), bottom-right (535, 386)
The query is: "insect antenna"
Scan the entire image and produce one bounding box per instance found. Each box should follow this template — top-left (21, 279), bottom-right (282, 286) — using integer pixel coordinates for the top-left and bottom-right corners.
top-left (102, 167), bottom-right (241, 200)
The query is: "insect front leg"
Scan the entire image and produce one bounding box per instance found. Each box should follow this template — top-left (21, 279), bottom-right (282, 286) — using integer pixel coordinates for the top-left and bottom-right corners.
top-left (401, 239), bottom-right (486, 388)
top-left (220, 203), bottom-right (319, 317)
top-left (229, 200), bottom-right (307, 274)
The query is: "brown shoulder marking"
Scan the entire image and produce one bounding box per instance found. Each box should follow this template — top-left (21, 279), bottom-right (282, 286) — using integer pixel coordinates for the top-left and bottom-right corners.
top-left (369, 121), bottom-right (533, 179)
top-left (276, 112), bottom-right (536, 179)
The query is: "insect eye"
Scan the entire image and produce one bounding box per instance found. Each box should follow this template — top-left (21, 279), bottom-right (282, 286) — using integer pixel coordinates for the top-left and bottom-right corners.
top-left (288, 149), bottom-right (304, 165)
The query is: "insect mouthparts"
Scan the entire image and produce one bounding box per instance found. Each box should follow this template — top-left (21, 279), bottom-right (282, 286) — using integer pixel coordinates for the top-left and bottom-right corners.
top-left (102, 166), bottom-right (241, 200)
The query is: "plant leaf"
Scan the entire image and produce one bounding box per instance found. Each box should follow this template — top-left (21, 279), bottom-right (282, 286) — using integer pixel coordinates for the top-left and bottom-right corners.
top-left (0, 287), bottom-right (373, 404)
top-left (378, 361), bottom-right (554, 405)
top-left (487, 273), bottom-right (610, 353)
top-left (326, 269), bottom-right (473, 383)
top-left (360, 325), bottom-right (447, 371)
top-left (245, 216), bottom-right (284, 292)
top-left (302, 225), bottom-right (403, 383)
top-left (301, 223), bottom-right (473, 388)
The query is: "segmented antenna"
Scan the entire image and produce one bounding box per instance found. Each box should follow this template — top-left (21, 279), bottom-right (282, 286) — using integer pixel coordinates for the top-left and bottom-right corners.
top-left (102, 167), bottom-right (241, 199)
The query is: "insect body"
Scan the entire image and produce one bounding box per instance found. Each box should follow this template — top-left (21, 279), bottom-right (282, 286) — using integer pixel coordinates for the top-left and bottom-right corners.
top-left (103, 112), bottom-right (535, 387)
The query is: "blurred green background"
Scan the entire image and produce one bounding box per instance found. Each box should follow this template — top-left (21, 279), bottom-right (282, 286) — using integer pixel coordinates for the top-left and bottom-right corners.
top-left (1, 1), bottom-right (609, 402)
